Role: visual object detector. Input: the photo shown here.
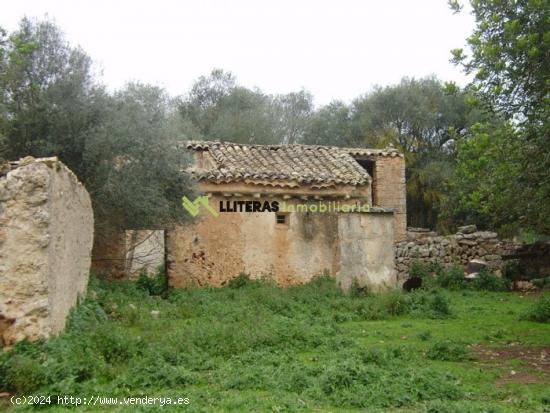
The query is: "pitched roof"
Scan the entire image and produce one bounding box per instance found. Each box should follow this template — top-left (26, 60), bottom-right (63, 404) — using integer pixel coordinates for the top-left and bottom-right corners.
top-left (185, 140), bottom-right (402, 188)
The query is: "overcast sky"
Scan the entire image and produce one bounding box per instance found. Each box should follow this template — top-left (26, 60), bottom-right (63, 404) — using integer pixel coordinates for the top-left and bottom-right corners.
top-left (1, 0), bottom-right (474, 106)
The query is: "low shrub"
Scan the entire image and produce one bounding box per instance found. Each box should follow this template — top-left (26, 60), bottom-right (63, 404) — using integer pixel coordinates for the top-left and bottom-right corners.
top-left (407, 289), bottom-right (453, 319)
top-left (522, 294), bottom-right (550, 323)
top-left (470, 269), bottom-right (510, 292)
top-left (408, 260), bottom-right (441, 289)
top-left (0, 348), bottom-right (47, 394)
top-left (409, 260), bottom-right (432, 279)
top-left (417, 330), bottom-right (432, 341)
top-left (503, 260), bottom-right (522, 283)
top-left (376, 289), bottom-right (409, 316)
top-left (136, 266), bottom-right (167, 296)
top-left (532, 276), bottom-right (550, 290)
top-left (409, 262), bottom-right (510, 292)
top-left (226, 272), bottom-right (269, 289)
top-left (436, 264), bottom-right (468, 290)
top-left (426, 340), bottom-right (469, 361)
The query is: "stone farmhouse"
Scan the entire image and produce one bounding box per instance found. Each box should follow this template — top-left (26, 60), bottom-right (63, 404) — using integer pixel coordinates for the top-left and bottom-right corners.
top-left (166, 140), bottom-right (406, 291)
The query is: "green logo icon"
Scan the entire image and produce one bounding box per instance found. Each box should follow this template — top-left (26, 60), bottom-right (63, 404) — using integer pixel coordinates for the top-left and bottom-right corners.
top-left (182, 195), bottom-right (219, 217)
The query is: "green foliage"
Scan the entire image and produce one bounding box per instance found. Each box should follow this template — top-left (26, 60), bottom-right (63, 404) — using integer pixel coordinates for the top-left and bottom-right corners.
top-left (410, 261), bottom-right (510, 292)
top-left (407, 289), bottom-right (453, 319)
top-left (451, 0), bottom-right (549, 125)
top-left (426, 340), bottom-right (469, 362)
top-left (417, 330), bottom-right (433, 341)
top-left (410, 260), bottom-right (432, 279)
top-left (226, 273), bottom-right (260, 289)
top-left (0, 276), bottom-right (548, 411)
top-left (435, 264), bottom-right (468, 290)
top-left (532, 277), bottom-right (550, 290)
top-left (0, 18), bottom-right (194, 242)
top-left (376, 289), bottom-right (409, 316)
top-left (522, 294), bottom-right (550, 323)
top-left (136, 266), bottom-right (168, 296)
top-left (409, 260), bottom-right (441, 289)
top-left (447, 122), bottom-right (529, 234)
top-left (470, 270), bottom-right (510, 292)
top-left (350, 77), bottom-right (485, 229)
top-left (178, 69), bottom-right (313, 145)
top-left (503, 261), bottom-right (522, 282)
top-left (312, 349), bottom-right (462, 408)
top-left (450, 0), bottom-right (550, 235)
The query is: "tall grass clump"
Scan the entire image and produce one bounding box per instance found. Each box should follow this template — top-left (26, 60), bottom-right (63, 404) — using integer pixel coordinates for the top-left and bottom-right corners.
top-left (426, 341), bottom-right (469, 362)
top-left (409, 262), bottom-right (510, 292)
top-left (522, 294), bottom-right (550, 323)
top-left (136, 265), bottom-right (168, 296)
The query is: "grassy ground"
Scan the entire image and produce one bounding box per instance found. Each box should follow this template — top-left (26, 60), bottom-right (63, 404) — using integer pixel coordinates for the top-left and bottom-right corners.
top-left (1, 275), bottom-right (549, 412)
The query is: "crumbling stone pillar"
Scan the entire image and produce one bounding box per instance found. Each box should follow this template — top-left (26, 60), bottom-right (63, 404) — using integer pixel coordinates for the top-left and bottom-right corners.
top-left (0, 157), bottom-right (93, 346)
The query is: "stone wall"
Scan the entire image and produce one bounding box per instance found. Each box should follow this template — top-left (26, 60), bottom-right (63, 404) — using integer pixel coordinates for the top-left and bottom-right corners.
top-left (0, 157), bottom-right (93, 346)
top-left (395, 225), bottom-right (518, 281)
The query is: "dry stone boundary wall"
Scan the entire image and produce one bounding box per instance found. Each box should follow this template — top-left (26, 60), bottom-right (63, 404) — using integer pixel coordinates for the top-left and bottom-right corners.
top-left (395, 225), bottom-right (519, 281)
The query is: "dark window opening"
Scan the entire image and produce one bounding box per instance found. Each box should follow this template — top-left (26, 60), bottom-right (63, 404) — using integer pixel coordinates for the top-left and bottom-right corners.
top-left (354, 158), bottom-right (376, 205)
top-left (276, 214), bottom-right (287, 224)
top-left (355, 159), bottom-right (375, 178)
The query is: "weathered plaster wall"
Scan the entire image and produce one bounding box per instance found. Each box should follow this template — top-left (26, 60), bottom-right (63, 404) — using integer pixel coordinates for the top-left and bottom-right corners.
top-left (167, 194), bottom-right (396, 290)
top-left (337, 212), bottom-right (396, 291)
top-left (0, 157), bottom-right (93, 346)
top-left (373, 156), bottom-right (407, 242)
top-left (167, 195), bottom-right (340, 287)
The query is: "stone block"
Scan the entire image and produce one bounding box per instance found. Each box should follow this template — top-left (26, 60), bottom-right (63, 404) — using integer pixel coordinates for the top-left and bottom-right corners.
top-left (457, 225), bottom-right (477, 234)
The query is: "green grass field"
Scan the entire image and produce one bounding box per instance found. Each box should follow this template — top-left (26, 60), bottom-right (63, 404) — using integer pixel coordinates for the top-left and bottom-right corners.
top-left (1, 275), bottom-right (549, 412)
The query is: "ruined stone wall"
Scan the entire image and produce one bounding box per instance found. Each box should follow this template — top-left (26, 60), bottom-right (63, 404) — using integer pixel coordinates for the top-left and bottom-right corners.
top-left (0, 157), bottom-right (93, 346)
top-left (395, 225), bottom-right (518, 281)
top-left (373, 155), bottom-right (406, 242)
top-left (167, 195), bottom-right (396, 289)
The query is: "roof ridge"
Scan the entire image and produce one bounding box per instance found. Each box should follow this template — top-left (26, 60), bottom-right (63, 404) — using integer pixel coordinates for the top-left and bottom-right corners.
top-left (185, 139), bottom-right (402, 155)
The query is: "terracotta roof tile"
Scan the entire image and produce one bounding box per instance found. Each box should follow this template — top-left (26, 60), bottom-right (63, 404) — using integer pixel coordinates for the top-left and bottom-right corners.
top-left (185, 140), bottom-right (402, 187)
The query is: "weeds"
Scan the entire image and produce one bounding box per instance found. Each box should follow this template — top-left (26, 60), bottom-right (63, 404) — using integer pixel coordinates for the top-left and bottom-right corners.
top-left (470, 270), bottom-right (510, 291)
top-left (426, 341), bottom-right (469, 362)
top-left (409, 262), bottom-right (510, 292)
top-left (0, 274), bottom-right (547, 412)
top-left (136, 266), bottom-right (168, 296)
top-left (407, 289), bottom-right (453, 319)
top-left (436, 264), bottom-right (468, 290)
top-left (522, 294), bottom-right (550, 323)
